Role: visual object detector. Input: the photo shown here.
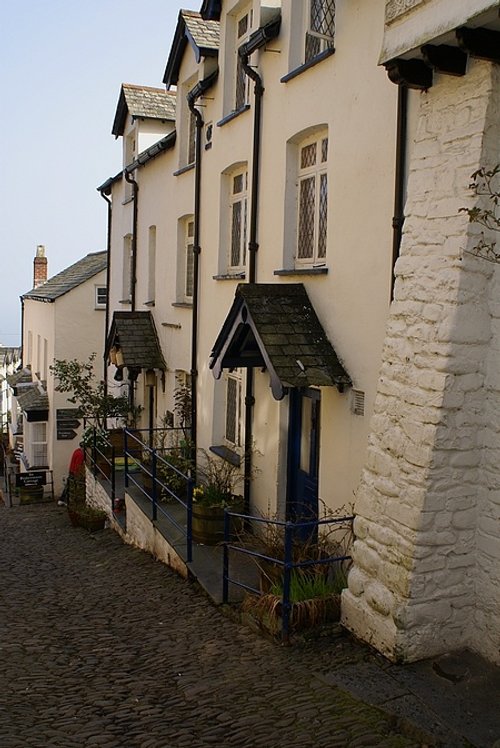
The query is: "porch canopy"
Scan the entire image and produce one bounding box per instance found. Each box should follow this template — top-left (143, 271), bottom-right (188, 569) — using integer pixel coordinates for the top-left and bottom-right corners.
top-left (209, 283), bottom-right (351, 400)
top-left (105, 311), bottom-right (166, 374)
top-left (16, 382), bottom-right (49, 422)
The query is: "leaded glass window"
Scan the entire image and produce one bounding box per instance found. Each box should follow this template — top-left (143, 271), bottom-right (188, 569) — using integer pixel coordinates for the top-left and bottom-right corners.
top-left (297, 134), bottom-right (328, 264)
top-left (229, 169), bottom-right (248, 269)
top-left (235, 9), bottom-right (252, 110)
top-left (305, 0), bottom-right (335, 63)
top-left (185, 220), bottom-right (194, 299)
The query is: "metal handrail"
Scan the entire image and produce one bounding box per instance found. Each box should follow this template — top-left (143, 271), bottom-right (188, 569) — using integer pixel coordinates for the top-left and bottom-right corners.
top-left (223, 510), bottom-right (354, 642)
top-left (124, 428), bottom-right (194, 562)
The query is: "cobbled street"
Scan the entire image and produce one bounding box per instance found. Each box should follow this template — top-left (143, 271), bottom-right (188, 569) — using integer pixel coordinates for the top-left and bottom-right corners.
top-left (0, 504), bottom-right (474, 747)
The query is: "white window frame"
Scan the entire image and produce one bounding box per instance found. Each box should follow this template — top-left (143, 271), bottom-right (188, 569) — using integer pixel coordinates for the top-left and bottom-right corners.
top-left (187, 107), bottom-right (196, 165)
top-left (225, 370), bottom-right (243, 449)
top-left (122, 234), bottom-right (133, 303)
top-left (228, 169), bottom-right (248, 271)
top-left (95, 285), bottom-right (107, 309)
top-left (185, 219), bottom-right (195, 301)
top-left (305, 0), bottom-right (336, 63)
top-left (234, 7), bottom-right (252, 111)
top-left (147, 226), bottom-right (156, 303)
top-left (296, 132), bottom-right (328, 266)
top-left (26, 421), bottom-right (48, 468)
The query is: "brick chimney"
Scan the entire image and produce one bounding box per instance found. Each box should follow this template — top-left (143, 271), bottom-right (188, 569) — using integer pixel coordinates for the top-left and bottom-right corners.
top-left (33, 245), bottom-right (48, 288)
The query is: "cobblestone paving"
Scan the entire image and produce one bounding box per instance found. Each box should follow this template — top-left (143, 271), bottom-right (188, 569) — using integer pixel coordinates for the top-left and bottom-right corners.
top-left (0, 505), bottom-right (444, 747)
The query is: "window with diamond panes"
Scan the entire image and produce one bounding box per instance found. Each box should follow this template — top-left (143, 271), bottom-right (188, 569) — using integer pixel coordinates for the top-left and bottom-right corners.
top-left (225, 372), bottom-right (242, 447)
top-left (185, 220), bottom-right (194, 299)
top-left (188, 108), bottom-right (196, 165)
top-left (297, 134), bottom-right (328, 264)
top-left (235, 9), bottom-right (252, 110)
top-left (305, 0), bottom-right (335, 63)
top-left (229, 170), bottom-right (248, 269)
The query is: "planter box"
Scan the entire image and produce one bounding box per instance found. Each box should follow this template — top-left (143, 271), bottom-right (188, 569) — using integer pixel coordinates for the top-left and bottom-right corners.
top-left (68, 506), bottom-right (106, 532)
top-left (192, 499), bottom-right (244, 545)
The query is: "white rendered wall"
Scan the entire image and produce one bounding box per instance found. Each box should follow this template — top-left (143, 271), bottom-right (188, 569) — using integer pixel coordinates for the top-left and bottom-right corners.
top-left (342, 60), bottom-right (500, 665)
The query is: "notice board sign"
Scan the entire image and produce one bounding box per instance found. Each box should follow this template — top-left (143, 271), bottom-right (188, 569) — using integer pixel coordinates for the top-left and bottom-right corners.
top-left (16, 471), bottom-right (47, 488)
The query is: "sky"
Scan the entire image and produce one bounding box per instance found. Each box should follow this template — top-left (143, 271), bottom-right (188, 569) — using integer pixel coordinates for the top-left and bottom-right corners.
top-left (0, 0), bottom-right (188, 347)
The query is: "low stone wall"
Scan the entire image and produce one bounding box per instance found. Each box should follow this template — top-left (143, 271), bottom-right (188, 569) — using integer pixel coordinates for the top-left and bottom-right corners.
top-left (85, 466), bottom-right (187, 579)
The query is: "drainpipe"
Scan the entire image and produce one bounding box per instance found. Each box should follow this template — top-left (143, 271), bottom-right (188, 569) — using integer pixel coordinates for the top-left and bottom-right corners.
top-left (98, 189), bottom-right (112, 395)
top-left (391, 85), bottom-right (408, 299)
top-left (187, 70), bottom-right (219, 468)
top-left (123, 169), bottom-right (139, 415)
top-left (124, 170), bottom-right (138, 311)
top-left (239, 17), bottom-right (280, 512)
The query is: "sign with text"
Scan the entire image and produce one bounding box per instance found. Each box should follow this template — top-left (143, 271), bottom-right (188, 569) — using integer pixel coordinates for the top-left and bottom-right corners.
top-left (16, 471), bottom-right (47, 488)
top-left (56, 408), bottom-right (81, 441)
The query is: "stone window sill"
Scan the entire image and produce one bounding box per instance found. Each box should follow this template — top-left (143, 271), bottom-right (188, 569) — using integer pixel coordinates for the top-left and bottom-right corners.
top-left (173, 163), bottom-right (195, 177)
top-left (217, 105), bottom-right (250, 128)
top-left (281, 48), bottom-right (335, 83)
top-left (213, 272), bottom-right (246, 281)
top-left (274, 267), bottom-right (328, 276)
top-left (209, 445), bottom-right (240, 466)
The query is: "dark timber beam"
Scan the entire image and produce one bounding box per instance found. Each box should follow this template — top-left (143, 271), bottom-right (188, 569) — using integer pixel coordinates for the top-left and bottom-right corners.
top-left (457, 27), bottom-right (500, 65)
top-left (421, 44), bottom-right (467, 76)
top-left (385, 58), bottom-right (433, 90)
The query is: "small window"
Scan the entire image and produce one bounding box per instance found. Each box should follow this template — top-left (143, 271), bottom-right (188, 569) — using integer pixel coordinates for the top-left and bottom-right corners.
top-left (225, 371), bottom-right (242, 448)
top-left (305, 0), bottom-right (336, 63)
top-left (122, 235), bottom-right (133, 303)
top-left (185, 220), bottom-right (195, 300)
top-left (229, 170), bottom-right (248, 271)
top-left (188, 108), bottom-right (196, 165)
top-left (95, 286), bottom-right (107, 309)
top-left (297, 133), bottom-right (328, 265)
top-left (147, 226), bottom-right (156, 303)
top-left (235, 8), bottom-right (252, 110)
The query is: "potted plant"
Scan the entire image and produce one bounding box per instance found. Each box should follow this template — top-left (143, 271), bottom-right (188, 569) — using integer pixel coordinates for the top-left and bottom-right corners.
top-left (68, 503), bottom-right (107, 532)
top-left (241, 505), bottom-right (354, 637)
top-left (191, 451), bottom-right (244, 545)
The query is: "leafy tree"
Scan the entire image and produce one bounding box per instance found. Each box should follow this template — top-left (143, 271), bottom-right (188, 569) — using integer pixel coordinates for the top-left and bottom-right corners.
top-left (50, 353), bottom-right (130, 431)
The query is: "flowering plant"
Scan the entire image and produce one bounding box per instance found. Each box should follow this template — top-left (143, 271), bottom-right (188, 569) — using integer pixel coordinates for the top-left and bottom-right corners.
top-left (192, 450), bottom-right (243, 508)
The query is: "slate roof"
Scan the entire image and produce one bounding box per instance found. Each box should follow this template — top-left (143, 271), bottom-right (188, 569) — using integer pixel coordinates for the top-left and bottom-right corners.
top-left (7, 367), bottom-right (32, 389)
top-left (105, 312), bottom-right (166, 371)
top-left (112, 84), bottom-right (176, 137)
top-left (16, 382), bottom-right (49, 414)
top-left (22, 252), bottom-right (107, 302)
top-left (210, 284), bottom-right (351, 400)
top-left (163, 10), bottom-right (220, 87)
top-left (0, 347), bottom-right (21, 366)
top-left (183, 10), bottom-right (220, 51)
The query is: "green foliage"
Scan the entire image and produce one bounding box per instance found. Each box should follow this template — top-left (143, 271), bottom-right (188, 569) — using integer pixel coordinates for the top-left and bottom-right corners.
top-left (461, 164), bottom-right (500, 262)
top-left (50, 354), bottom-right (130, 430)
top-left (193, 450), bottom-right (243, 507)
top-left (270, 565), bottom-right (348, 603)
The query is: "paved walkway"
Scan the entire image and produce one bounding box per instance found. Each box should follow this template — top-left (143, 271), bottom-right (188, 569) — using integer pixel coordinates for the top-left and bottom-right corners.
top-left (0, 504), bottom-right (498, 748)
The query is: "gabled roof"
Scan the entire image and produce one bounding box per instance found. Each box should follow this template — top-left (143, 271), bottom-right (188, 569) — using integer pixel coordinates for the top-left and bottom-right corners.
top-left (16, 382), bottom-right (49, 420)
top-left (22, 252), bottom-right (107, 302)
top-left (105, 312), bottom-right (166, 371)
top-left (210, 284), bottom-right (351, 400)
top-left (7, 366), bottom-right (32, 390)
top-left (112, 84), bottom-right (176, 137)
top-left (163, 10), bottom-right (220, 87)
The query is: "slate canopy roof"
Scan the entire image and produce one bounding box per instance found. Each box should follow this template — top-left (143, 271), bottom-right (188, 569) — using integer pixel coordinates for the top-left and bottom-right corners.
top-left (163, 10), bottom-right (220, 87)
top-left (105, 312), bottom-right (166, 372)
top-left (210, 284), bottom-right (351, 400)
